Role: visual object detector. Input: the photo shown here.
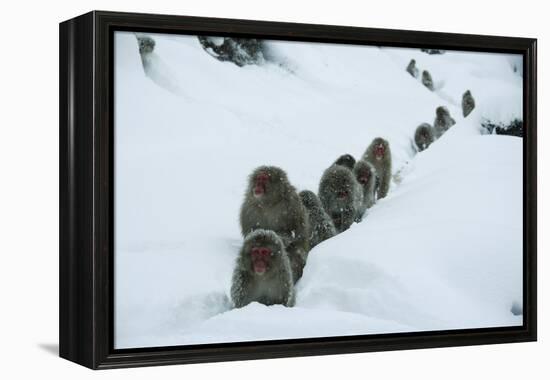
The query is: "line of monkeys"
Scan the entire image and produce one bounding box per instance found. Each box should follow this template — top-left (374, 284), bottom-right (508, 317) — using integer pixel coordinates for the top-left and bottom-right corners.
top-left (230, 138), bottom-right (392, 309)
top-left (408, 58), bottom-right (476, 151)
top-left (230, 61), bottom-right (476, 310)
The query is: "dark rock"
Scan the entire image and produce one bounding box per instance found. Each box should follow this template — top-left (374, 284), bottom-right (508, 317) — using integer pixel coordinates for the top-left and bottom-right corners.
top-left (421, 49), bottom-right (445, 55)
top-left (481, 118), bottom-right (523, 137)
top-left (198, 36), bottom-right (266, 67)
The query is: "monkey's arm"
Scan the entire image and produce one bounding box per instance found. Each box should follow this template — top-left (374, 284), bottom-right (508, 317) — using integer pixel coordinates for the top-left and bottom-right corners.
top-left (230, 269), bottom-right (252, 308)
top-left (378, 182), bottom-right (389, 198)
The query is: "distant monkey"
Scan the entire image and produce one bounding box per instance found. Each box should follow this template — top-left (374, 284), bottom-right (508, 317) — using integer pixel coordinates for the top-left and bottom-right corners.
top-left (136, 36), bottom-right (155, 55)
top-left (240, 166), bottom-right (310, 282)
top-left (231, 229), bottom-right (295, 308)
top-left (352, 160), bottom-right (377, 219)
top-left (462, 90), bottom-right (476, 117)
top-left (363, 137), bottom-right (392, 200)
top-left (414, 123), bottom-right (435, 151)
top-left (433, 106), bottom-right (456, 138)
top-left (406, 59), bottom-right (419, 78)
top-left (334, 154), bottom-right (356, 170)
top-left (319, 165), bottom-right (363, 233)
top-left (299, 190), bottom-right (337, 248)
top-left (421, 70), bottom-right (434, 91)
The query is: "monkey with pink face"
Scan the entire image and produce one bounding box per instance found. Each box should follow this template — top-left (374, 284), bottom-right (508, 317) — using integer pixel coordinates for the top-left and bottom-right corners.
top-left (231, 229), bottom-right (295, 308)
top-left (240, 166), bottom-right (310, 283)
top-left (363, 137), bottom-right (392, 200)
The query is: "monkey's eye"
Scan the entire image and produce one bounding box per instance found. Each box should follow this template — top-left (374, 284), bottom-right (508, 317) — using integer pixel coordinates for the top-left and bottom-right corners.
top-left (259, 248), bottom-right (271, 257)
top-left (256, 172), bottom-right (269, 183)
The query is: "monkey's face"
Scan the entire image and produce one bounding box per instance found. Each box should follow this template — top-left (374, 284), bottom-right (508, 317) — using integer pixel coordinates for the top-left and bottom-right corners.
top-left (334, 178), bottom-right (354, 201)
top-left (250, 167), bottom-right (287, 202)
top-left (249, 246), bottom-right (275, 275)
top-left (373, 140), bottom-right (387, 160)
top-left (336, 188), bottom-right (350, 199)
top-left (356, 168), bottom-right (372, 185)
top-left (252, 171), bottom-right (270, 199)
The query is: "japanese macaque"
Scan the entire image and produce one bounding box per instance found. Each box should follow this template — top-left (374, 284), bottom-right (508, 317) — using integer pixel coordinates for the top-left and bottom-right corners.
top-left (299, 190), bottom-right (337, 248)
top-left (433, 106), bottom-right (456, 138)
top-left (421, 70), bottom-right (434, 91)
top-left (334, 154), bottom-right (356, 170)
top-left (363, 137), bottom-right (392, 200)
top-left (462, 90), bottom-right (476, 117)
top-left (240, 166), bottom-right (310, 282)
top-left (352, 160), bottom-right (377, 219)
top-left (137, 35), bottom-right (155, 55)
top-left (231, 229), bottom-right (295, 308)
top-left (319, 165), bottom-right (363, 233)
top-left (406, 59), bottom-right (419, 78)
top-left (414, 123), bottom-right (435, 151)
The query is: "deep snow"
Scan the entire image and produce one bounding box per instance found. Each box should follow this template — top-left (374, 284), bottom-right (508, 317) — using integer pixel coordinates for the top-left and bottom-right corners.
top-left (114, 32), bottom-right (523, 348)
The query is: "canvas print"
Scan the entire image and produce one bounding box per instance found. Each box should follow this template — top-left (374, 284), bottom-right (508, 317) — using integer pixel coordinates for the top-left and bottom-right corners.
top-left (114, 31), bottom-right (524, 349)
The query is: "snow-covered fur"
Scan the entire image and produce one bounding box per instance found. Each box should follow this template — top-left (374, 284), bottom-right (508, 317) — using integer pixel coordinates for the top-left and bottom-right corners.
top-left (433, 106), bottom-right (456, 138)
top-left (406, 59), bottom-right (419, 78)
top-left (352, 160), bottom-right (377, 219)
top-left (363, 137), bottom-right (392, 200)
top-left (318, 165), bottom-right (363, 233)
top-left (299, 190), bottom-right (337, 248)
top-left (462, 90), bottom-right (476, 117)
top-left (414, 123), bottom-right (435, 152)
top-left (421, 70), bottom-right (434, 91)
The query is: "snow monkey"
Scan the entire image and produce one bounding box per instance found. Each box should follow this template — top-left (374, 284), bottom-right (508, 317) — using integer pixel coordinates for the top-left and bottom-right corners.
top-left (433, 106), bottom-right (456, 138)
top-left (352, 160), bottom-right (377, 219)
top-left (421, 70), bottom-right (434, 91)
top-left (406, 59), bottom-right (419, 78)
top-left (240, 166), bottom-right (310, 283)
top-left (137, 35), bottom-right (155, 55)
top-left (414, 123), bottom-right (435, 152)
top-left (333, 154), bottom-right (356, 170)
top-left (299, 190), bottom-right (337, 248)
top-left (231, 229), bottom-right (295, 308)
top-left (462, 90), bottom-right (476, 117)
top-left (363, 137), bottom-right (392, 200)
top-left (319, 165), bottom-right (363, 233)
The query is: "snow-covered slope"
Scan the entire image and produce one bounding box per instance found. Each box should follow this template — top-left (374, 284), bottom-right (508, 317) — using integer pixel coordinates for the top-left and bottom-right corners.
top-left (114, 32), bottom-right (523, 348)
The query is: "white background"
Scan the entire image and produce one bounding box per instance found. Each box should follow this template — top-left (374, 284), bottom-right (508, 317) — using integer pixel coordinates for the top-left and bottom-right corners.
top-left (0, 0), bottom-right (546, 378)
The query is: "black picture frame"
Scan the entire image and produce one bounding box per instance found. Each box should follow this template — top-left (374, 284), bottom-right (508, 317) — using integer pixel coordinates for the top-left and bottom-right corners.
top-left (59, 10), bottom-right (537, 370)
